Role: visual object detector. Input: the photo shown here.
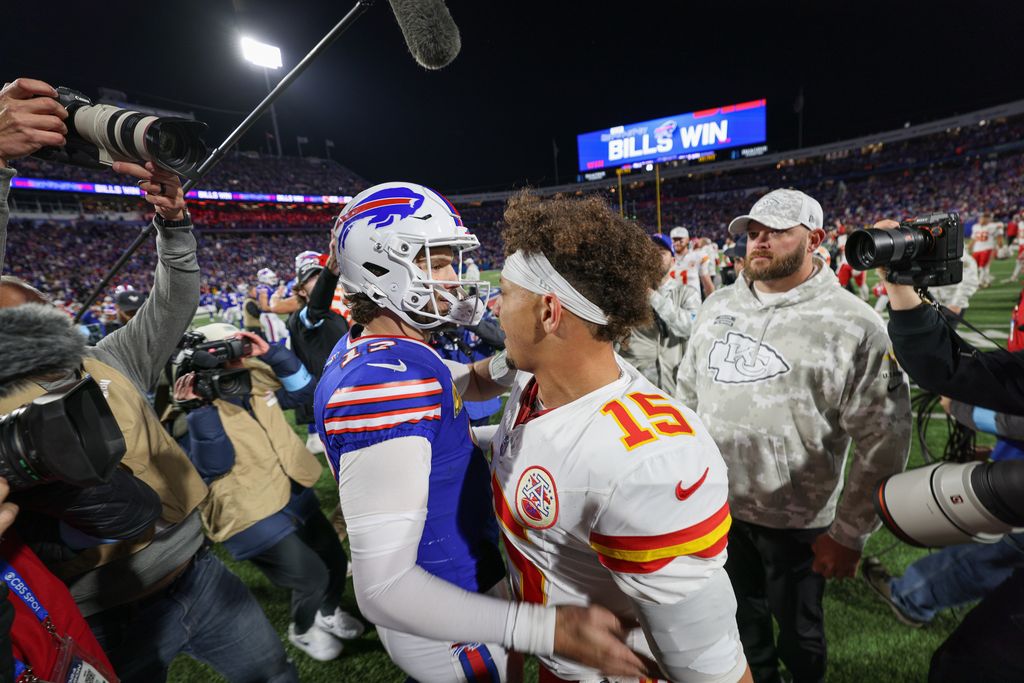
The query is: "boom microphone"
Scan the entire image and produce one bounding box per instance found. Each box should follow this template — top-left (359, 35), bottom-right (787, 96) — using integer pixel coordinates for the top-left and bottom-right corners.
top-left (388, 0), bottom-right (461, 69)
top-left (0, 304), bottom-right (86, 398)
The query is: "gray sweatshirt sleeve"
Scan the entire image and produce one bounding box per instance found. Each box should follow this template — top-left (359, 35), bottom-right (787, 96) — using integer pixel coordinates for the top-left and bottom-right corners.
top-left (674, 308), bottom-right (705, 409)
top-left (650, 284), bottom-right (700, 340)
top-left (831, 325), bottom-right (912, 550)
top-left (93, 219), bottom-right (200, 393)
top-left (0, 166), bottom-right (15, 275)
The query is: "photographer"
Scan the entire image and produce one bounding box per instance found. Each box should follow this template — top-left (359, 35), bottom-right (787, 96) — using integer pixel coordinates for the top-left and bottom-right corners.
top-left (171, 324), bottom-right (362, 662)
top-left (883, 216), bottom-right (1024, 682)
top-left (0, 77), bottom-right (298, 682)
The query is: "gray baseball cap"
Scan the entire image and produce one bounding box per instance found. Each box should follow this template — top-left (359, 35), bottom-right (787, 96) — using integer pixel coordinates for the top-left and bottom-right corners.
top-left (728, 188), bottom-right (824, 236)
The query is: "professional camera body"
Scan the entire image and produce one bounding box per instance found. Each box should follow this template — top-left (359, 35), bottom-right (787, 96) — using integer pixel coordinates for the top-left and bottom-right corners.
top-left (172, 331), bottom-right (253, 405)
top-left (33, 86), bottom-right (208, 180)
top-left (845, 212), bottom-right (963, 288)
top-left (0, 377), bottom-right (126, 491)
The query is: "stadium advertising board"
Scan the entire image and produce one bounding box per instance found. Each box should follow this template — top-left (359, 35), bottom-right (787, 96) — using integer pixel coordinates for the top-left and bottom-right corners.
top-left (576, 99), bottom-right (767, 173)
top-left (10, 177), bottom-right (352, 205)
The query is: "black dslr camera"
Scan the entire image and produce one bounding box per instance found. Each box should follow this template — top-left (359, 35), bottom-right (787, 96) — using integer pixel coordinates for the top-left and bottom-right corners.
top-left (32, 86), bottom-right (208, 180)
top-left (173, 332), bottom-right (253, 406)
top-left (845, 212), bottom-right (963, 288)
top-left (0, 377), bottom-right (126, 491)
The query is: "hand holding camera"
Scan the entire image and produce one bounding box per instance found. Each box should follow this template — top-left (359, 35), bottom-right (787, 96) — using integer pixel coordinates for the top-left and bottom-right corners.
top-left (113, 160), bottom-right (186, 221)
top-left (233, 330), bottom-right (268, 358)
top-left (0, 78), bottom-right (68, 166)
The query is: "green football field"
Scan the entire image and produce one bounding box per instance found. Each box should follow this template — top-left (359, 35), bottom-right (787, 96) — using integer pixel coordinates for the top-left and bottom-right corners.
top-left (171, 258), bottom-right (1022, 682)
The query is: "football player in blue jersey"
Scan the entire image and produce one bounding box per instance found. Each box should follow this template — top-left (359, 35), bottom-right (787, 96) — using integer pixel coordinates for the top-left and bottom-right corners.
top-left (314, 182), bottom-right (650, 682)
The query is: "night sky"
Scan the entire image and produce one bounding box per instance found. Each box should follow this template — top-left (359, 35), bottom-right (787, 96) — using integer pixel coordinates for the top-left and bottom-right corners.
top-left (3, 1), bottom-right (1021, 193)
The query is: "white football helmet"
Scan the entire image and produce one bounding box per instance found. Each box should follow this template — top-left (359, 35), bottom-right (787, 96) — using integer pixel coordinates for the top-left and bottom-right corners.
top-left (332, 181), bottom-right (488, 330)
top-left (256, 268), bottom-right (278, 286)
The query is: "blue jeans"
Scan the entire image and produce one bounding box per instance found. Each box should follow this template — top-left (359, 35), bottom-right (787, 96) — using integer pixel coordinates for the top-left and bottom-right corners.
top-left (891, 532), bottom-right (1024, 623)
top-left (87, 548), bottom-right (298, 683)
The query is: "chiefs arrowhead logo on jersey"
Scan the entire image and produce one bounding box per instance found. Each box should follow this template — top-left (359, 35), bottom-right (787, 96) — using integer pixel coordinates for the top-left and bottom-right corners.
top-left (516, 466), bottom-right (558, 530)
top-left (707, 331), bottom-right (791, 384)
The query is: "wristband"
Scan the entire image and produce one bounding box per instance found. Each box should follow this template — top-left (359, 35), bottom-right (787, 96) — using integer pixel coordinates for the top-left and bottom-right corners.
top-left (488, 351), bottom-right (517, 387)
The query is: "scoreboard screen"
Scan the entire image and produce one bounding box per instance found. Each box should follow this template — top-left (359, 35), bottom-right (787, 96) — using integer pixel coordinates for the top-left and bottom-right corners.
top-left (577, 99), bottom-right (767, 172)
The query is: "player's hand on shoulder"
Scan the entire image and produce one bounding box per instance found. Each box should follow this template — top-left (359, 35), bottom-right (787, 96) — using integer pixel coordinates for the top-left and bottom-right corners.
top-left (553, 604), bottom-right (660, 679)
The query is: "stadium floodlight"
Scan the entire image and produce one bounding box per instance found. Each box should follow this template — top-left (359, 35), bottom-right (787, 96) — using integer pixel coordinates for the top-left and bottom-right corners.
top-left (241, 36), bottom-right (284, 157)
top-left (241, 37), bottom-right (283, 69)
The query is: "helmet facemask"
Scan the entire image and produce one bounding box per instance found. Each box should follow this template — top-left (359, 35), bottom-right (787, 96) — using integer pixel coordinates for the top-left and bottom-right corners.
top-left (367, 233), bottom-right (490, 330)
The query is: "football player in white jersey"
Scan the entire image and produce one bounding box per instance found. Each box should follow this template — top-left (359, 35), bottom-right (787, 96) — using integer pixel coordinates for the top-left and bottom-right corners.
top-left (669, 226), bottom-right (715, 298)
top-left (970, 212), bottom-right (1004, 288)
top-left (492, 192), bottom-right (751, 683)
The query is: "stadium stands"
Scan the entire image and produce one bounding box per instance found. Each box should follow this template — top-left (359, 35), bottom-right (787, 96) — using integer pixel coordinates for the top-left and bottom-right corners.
top-left (4, 108), bottom-right (1024, 307)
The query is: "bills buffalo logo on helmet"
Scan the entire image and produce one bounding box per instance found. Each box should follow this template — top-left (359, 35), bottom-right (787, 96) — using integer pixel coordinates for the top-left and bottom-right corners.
top-left (337, 186), bottom-right (426, 249)
top-left (707, 331), bottom-right (791, 384)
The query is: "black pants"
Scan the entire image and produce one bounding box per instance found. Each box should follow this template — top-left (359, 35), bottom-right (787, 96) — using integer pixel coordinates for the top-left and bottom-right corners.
top-left (249, 509), bottom-right (348, 633)
top-left (724, 519), bottom-right (827, 683)
top-left (928, 568), bottom-right (1024, 683)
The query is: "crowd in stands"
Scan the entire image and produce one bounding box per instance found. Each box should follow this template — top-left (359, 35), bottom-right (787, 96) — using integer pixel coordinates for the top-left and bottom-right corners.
top-left (14, 151), bottom-right (368, 196)
top-left (5, 114), bottom-right (1024, 305)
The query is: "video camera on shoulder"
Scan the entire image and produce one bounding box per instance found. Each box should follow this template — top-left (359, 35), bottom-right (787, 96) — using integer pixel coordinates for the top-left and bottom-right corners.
top-left (845, 212), bottom-right (963, 288)
top-left (0, 377), bottom-right (125, 492)
top-left (32, 86), bottom-right (208, 180)
top-left (172, 331), bottom-right (252, 406)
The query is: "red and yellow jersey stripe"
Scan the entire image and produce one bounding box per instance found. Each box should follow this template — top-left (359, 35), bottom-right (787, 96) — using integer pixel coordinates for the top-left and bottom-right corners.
top-left (589, 502), bottom-right (731, 574)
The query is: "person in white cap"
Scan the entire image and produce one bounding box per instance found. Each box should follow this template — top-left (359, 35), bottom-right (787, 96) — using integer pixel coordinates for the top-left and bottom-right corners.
top-left (676, 188), bottom-right (911, 683)
top-left (464, 256), bottom-right (481, 283)
top-left (669, 226), bottom-right (715, 298)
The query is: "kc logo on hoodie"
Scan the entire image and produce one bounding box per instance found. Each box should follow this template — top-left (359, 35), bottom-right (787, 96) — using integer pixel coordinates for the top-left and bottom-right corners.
top-left (707, 331), bottom-right (791, 384)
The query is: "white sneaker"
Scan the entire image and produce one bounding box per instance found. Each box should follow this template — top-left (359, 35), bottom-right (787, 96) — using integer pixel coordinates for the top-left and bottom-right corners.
top-left (306, 432), bottom-right (325, 454)
top-left (315, 608), bottom-right (365, 640)
top-left (288, 623), bottom-right (343, 661)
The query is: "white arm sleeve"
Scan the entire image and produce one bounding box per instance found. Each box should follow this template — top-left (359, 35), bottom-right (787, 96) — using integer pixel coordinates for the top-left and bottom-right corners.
top-left (340, 436), bottom-right (556, 655)
top-left (633, 571), bottom-right (747, 683)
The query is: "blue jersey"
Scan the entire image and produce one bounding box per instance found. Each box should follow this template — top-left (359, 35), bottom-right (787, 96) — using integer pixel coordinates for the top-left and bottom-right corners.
top-left (314, 329), bottom-right (501, 593)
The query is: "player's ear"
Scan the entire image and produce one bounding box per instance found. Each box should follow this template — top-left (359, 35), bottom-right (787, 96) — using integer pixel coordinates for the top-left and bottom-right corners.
top-left (539, 293), bottom-right (562, 335)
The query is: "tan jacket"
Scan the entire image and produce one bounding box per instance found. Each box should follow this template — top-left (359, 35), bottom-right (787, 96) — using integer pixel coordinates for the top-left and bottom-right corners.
top-left (0, 358), bottom-right (209, 576)
top-left (199, 359), bottom-right (322, 542)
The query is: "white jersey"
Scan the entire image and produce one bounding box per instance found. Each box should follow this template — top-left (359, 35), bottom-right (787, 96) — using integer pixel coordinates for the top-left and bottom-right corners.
top-left (671, 248), bottom-right (710, 290)
top-left (836, 234), bottom-right (859, 271)
top-left (491, 360), bottom-right (737, 680)
top-left (701, 243), bottom-right (720, 275)
top-left (971, 221), bottom-right (1004, 253)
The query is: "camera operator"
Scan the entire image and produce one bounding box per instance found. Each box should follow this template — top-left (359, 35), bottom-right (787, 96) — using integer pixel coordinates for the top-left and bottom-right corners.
top-left (884, 227), bottom-right (1024, 414)
top-left (170, 323), bottom-right (362, 662)
top-left (882, 215), bottom-right (1024, 682)
top-left (0, 77), bottom-right (298, 682)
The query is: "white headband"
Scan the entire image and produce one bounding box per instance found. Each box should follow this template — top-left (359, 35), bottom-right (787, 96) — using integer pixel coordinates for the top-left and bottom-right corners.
top-left (501, 250), bottom-right (609, 326)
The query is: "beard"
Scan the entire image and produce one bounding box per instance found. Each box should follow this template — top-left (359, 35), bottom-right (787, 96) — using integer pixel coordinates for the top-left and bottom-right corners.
top-left (744, 234), bottom-right (808, 282)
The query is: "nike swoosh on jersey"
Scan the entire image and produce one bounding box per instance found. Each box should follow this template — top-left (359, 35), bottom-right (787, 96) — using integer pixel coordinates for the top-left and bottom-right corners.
top-left (675, 467), bottom-right (709, 501)
top-left (367, 360), bottom-right (407, 372)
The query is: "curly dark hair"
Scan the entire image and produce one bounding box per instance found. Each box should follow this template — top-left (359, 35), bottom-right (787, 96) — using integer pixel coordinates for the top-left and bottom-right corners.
top-left (345, 292), bottom-right (383, 325)
top-left (501, 191), bottom-right (661, 343)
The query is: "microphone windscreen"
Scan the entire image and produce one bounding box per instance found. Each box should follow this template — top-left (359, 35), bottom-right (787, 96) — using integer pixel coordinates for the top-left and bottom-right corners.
top-left (387, 0), bottom-right (461, 70)
top-left (0, 304), bottom-right (86, 398)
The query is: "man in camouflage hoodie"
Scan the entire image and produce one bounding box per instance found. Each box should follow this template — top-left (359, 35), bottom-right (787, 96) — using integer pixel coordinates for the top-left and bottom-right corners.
top-left (676, 189), bottom-right (911, 683)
